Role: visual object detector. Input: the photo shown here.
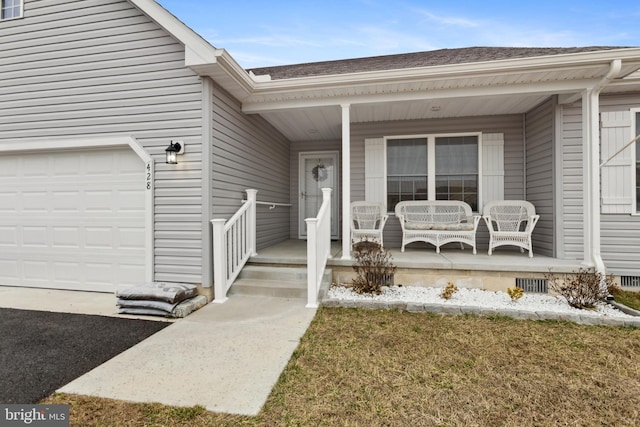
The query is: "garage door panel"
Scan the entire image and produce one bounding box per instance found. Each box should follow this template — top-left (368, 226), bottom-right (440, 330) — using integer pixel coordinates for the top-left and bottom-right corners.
top-left (0, 147), bottom-right (146, 292)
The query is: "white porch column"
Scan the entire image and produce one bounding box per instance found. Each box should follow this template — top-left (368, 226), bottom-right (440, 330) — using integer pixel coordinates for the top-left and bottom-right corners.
top-left (246, 189), bottom-right (258, 256)
top-left (581, 59), bottom-right (620, 275)
top-left (341, 104), bottom-right (351, 259)
top-left (581, 89), bottom-right (601, 269)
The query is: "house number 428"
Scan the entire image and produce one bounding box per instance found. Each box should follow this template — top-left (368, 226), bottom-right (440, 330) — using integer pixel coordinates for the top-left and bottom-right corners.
top-left (146, 162), bottom-right (152, 190)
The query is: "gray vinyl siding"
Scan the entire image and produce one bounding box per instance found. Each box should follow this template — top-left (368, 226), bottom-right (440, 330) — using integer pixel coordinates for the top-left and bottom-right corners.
top-left (558, 103), bottom-right (585, 260)
top-left (559, 93), bottom-right (640, 275)
top-left (525, 97), bottom-right (555, 257)
top-left (350, 115), bottom-right (525, 249)
top-left (599, 94), bottom-right (640, 275)
top-left (289, 140), bottom-right (341, 238)
top-left (211, 83), bottom-right (291, 250)
top-left (0, 0), bottom-right (205, 283)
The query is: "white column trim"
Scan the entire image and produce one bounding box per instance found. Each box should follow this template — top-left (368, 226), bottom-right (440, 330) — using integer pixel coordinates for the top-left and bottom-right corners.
top-left (341, 104), bottom-right (351, 259)
top-left (582, 90), bottom-right (605, 273)
top-left (201, 77), bottom-right (213, 288)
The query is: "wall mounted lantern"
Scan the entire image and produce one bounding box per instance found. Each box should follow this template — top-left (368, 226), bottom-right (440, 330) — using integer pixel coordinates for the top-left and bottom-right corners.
top-left (165, 140), bottom-right (184, 164)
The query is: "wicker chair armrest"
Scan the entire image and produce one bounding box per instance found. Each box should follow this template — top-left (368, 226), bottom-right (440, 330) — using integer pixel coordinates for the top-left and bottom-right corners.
top-left (482, 215), bottom-right (496, 232)
top-left (525, 214), bottom-right (540, 232)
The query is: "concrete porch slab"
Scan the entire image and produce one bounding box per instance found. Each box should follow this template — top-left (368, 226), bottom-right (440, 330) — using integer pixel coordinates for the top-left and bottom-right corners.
top-left (252, 239), bottom-right (585, 273)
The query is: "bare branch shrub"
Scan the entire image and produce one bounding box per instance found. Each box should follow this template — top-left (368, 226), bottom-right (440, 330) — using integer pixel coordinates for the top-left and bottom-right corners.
top-left (545, 268), bottom-right (615, 309)
top-left (351, 239), bottom-right (396, 295)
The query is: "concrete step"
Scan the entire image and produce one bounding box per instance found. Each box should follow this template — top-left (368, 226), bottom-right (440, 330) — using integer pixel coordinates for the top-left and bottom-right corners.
top-left (238, 265), bottom-right (308, 282)
top-left (229, 265), bottom-right (332, 300)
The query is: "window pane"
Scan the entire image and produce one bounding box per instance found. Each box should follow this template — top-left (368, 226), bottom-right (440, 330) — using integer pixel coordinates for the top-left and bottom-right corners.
top-left (387, 138), bottom-right (427, 175)
top-left (387, 176), bottom-right (427, 211)
top-left (386, 138), bottom-right (428, 211)
top-left (435, 136), bottom-right (478, 210)
top-left (435, 136), bottom-right (478, 174)
top-left (1, 0), bottom-right (21, 19)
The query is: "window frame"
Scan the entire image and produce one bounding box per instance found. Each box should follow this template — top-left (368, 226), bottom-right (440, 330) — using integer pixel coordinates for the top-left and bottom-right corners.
top-left (383, 132), bottom-right (483, 213)
top-left (1, 0), bottom-right (23, 21)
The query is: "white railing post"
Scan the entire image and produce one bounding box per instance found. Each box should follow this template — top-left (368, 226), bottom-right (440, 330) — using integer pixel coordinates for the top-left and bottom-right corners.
top-left (306, 217), bottom-right (318, 307)
top-left (306, 188), bottom-right (332, 308)
top-left (211, 218), bottom-right (228, 304)
top-left (246, 189), bottom-right (258, 257)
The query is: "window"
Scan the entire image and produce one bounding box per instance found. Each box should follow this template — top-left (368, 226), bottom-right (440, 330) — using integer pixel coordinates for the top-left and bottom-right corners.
top-left (386, 134), bottom-right (479, 211)
top-left (1, 0), bottom-right (22, 20)
top-left (387, 138), bottom-right (428, 208)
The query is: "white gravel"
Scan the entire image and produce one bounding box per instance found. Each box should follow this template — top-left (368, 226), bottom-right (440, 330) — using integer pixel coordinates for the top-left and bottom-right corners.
top-left (328, 285), bottom-right (633, 319)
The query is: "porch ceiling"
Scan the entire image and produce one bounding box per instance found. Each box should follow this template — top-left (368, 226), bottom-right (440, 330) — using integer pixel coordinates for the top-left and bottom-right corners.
top-left (258, 93), bottom-right (552, 141)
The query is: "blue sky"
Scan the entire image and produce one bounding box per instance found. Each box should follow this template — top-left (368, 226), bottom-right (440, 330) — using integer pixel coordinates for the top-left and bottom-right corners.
top-left (157, 1), bottom-right (640, 69)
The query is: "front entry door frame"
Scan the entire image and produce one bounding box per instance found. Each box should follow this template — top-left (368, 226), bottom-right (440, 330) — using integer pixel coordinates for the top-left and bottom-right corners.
top-left (298, 151), bottom-right (340, 239)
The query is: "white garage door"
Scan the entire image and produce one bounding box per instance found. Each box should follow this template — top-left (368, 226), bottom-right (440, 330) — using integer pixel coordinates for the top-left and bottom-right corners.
top-left (0, 147), bottom-right (146, 292)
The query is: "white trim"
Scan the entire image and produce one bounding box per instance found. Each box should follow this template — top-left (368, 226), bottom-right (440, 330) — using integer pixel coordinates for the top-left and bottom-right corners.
top-left (0, 0), bottom-right (23, 20)
top-left (201, 78), bottom-right (213, 288)
top-left (632, 108), bottom-right (640, 213)
top-left (341, 104), bottom-right (351, 260)
top-left (0, 136), bottom-right (154, 283)
top-left (554, 103), bottom-right (565, 258)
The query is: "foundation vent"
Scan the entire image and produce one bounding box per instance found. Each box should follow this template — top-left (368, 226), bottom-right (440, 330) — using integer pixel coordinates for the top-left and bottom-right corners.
top-left (621, 276), bottom-right (640, 288)
top-left (515, 278), bottom-right (548, 293)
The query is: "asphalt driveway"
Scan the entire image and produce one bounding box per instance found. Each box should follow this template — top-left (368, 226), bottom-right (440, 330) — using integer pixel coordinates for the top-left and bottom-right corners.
top-left (0, 308), bottom-right (168, 404)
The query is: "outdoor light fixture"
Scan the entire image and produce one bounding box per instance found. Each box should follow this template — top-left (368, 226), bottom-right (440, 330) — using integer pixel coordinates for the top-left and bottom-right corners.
top-left (165, 140), bottom-right (184, 164)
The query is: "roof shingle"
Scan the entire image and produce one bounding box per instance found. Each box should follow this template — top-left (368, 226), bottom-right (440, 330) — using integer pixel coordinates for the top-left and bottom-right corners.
top-left (248, 46), bottom-right (631, 80)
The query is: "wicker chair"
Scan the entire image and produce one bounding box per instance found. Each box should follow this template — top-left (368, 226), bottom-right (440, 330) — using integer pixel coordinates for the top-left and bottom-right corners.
top-left (351, 201), bottom-right (388, 247)
top-left (483, 200), bottom-right (539, 258)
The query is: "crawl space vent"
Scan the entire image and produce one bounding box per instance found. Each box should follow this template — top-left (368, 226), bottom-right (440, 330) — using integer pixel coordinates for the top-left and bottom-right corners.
top-left (621, 276), bottom-right (640, 288)
top-left (515, 278), bottom-right (548, 293)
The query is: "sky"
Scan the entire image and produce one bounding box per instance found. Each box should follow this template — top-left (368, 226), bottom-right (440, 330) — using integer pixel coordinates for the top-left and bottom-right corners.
top-left (157, 1), bottom-right (640, 69)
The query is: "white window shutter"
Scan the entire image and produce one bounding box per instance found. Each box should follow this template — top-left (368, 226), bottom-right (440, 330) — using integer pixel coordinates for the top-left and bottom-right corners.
top-left (481, 133), bottom-right (504, 208)
top-left (365, 138), bottom-right (385, 205)
top-left (601, 111), bottom-right (633, 214)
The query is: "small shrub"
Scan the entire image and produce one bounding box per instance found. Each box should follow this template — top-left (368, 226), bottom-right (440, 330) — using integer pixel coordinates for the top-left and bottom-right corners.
top-left (546, 268), bottom-right (615, 309)
top-left (506, 287), bottom-right (524, 301)
top-left (351, 239), bottom-right (396, 295)
top-left (440, 282), bottom-right (458, 300)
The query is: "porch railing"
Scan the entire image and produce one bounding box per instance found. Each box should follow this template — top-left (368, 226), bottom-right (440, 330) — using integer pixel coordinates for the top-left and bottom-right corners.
top-left (211, 189), bottom-right (258, 304)
top-left (305, 188), bottom-right (332, 308)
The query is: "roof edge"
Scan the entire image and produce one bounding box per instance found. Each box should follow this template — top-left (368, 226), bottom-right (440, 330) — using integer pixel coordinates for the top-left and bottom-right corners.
top-left (251, 47), bottom-right (640, 90)
top-left (128, 0), bottom-right (256, 97)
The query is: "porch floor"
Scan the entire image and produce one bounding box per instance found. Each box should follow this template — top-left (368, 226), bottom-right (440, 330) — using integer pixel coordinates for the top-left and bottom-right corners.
top-left (250, 239), bottom-right (584, 274)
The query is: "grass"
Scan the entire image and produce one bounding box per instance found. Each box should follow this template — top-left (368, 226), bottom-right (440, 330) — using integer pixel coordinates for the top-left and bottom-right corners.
top-left (611, 288), bottom-right (640, 311)
top-left (44, 308), bottom-right (640, 426)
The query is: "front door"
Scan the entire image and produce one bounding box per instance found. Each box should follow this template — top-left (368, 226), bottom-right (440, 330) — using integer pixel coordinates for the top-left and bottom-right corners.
top-left (299, 151), bottom-right (339, 239)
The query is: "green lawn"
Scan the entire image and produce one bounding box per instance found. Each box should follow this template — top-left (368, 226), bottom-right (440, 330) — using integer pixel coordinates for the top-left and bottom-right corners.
top-left (46, 308), bottom-right (640, 426)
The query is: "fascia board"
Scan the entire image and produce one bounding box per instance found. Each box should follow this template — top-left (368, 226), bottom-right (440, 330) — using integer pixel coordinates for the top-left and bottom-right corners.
top-left (129, 0), bottom-right (217, 59)
top-left (128, 0), bottom-right (256, 97)
top-left (243, 78), bottom-right (602, 113)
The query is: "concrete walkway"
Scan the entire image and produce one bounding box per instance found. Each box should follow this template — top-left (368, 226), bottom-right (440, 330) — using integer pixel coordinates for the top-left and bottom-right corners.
top-left (1, 287), bottom-right (316, 415)
top-left (59, 294), bottom-right (316, 415)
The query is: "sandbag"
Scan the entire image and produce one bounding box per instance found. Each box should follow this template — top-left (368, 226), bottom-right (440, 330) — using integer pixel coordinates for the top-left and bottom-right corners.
top-left (116, 282), bottom-right (198, 304)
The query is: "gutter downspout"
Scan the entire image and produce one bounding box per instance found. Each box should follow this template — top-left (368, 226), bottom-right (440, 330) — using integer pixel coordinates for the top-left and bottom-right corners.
top-left (582, 59), bottom-right (622, 278)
